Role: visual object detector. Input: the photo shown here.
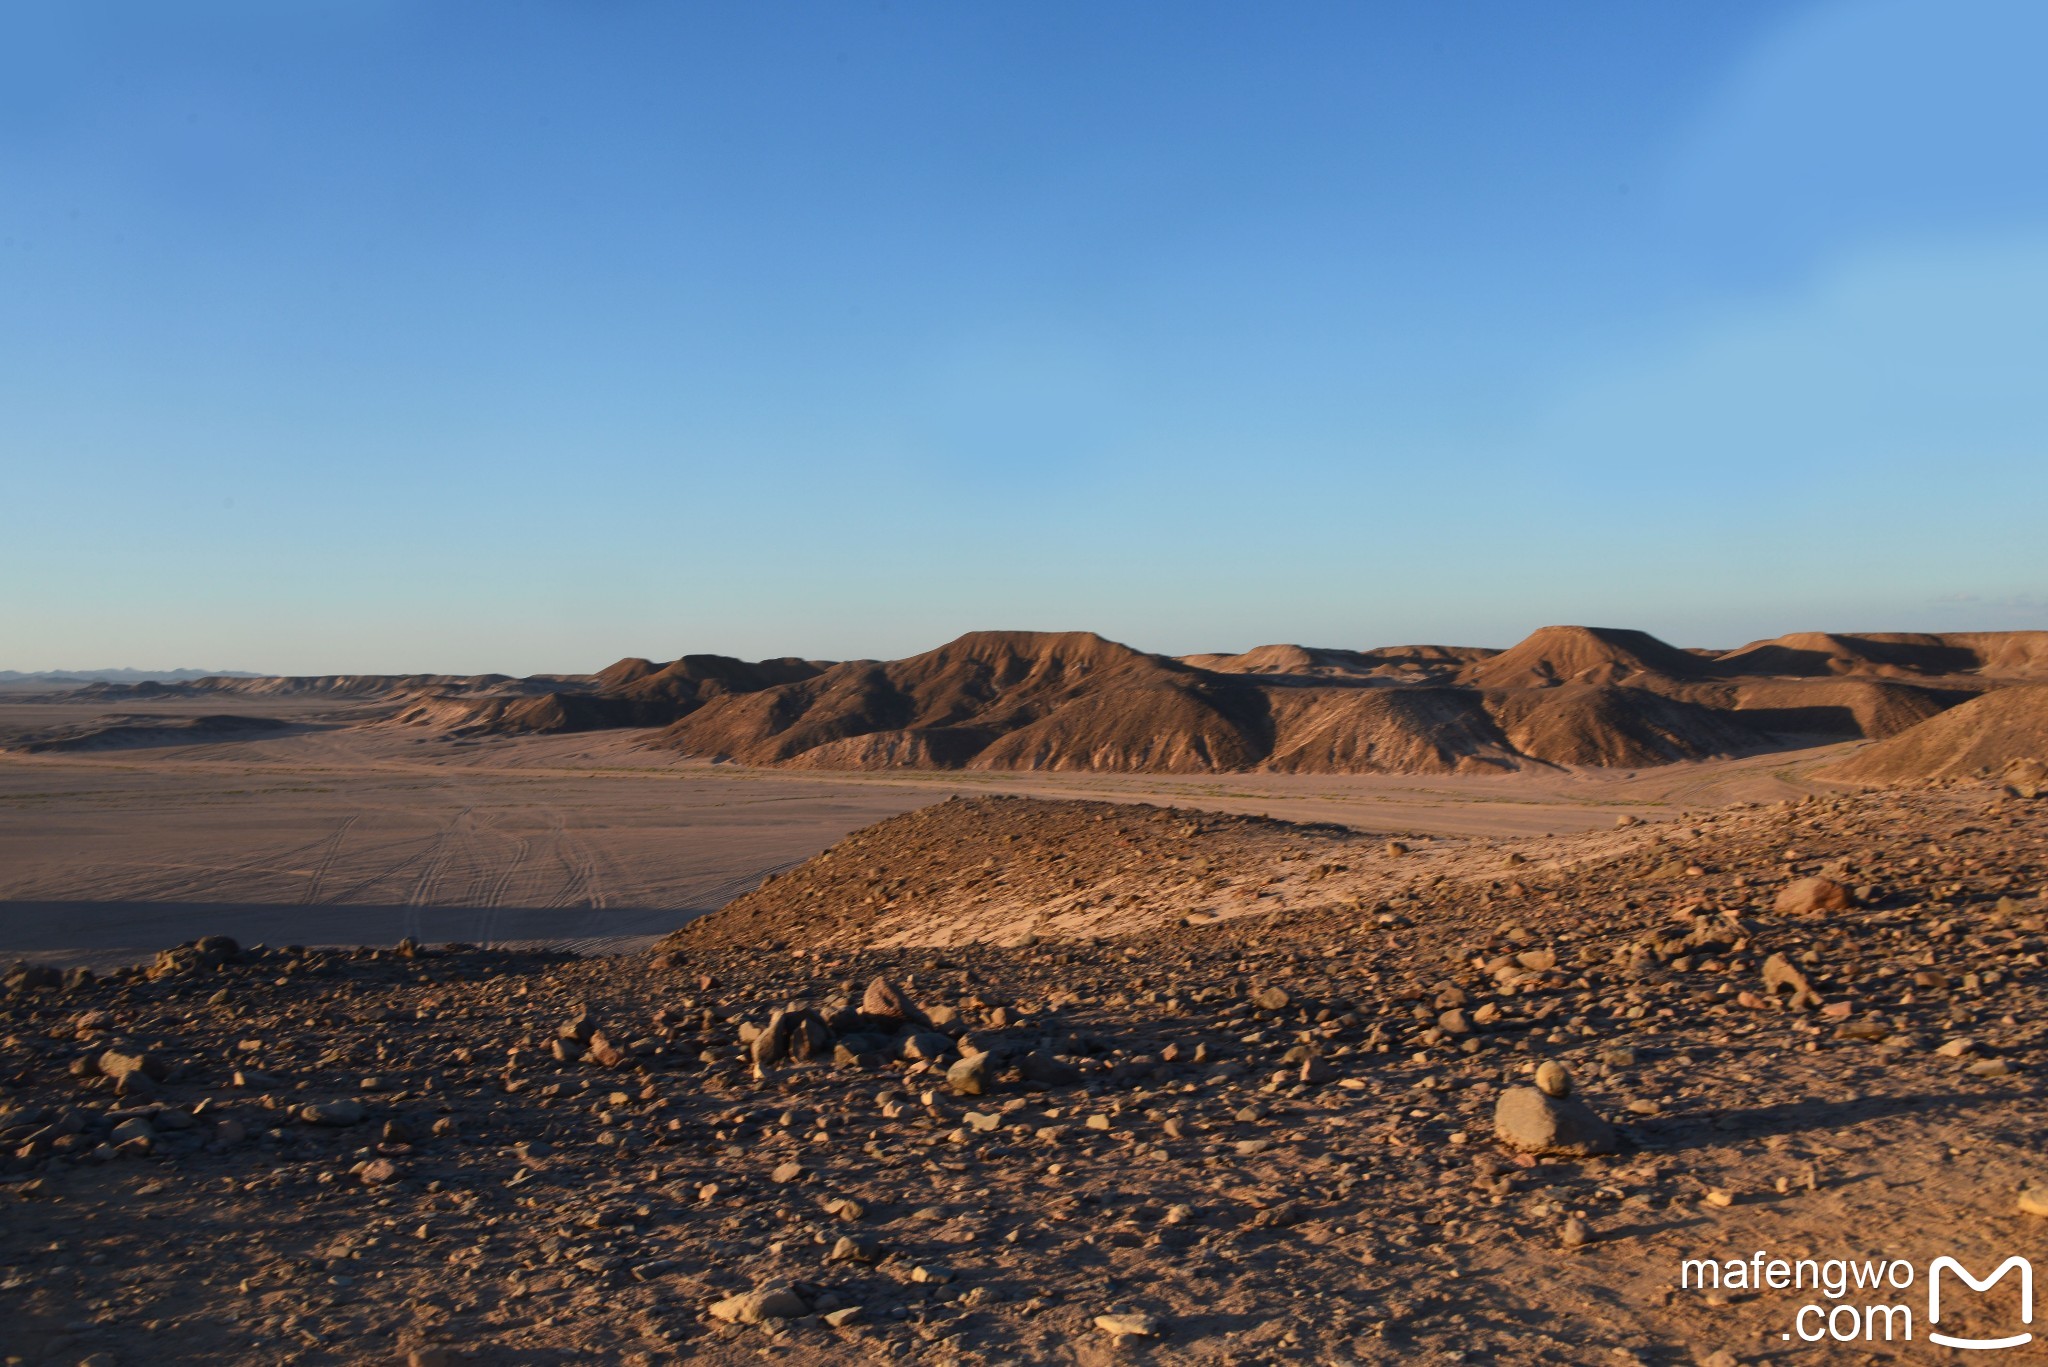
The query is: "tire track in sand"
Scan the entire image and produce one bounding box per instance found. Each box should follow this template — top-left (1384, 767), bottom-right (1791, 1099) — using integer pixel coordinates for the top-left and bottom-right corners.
top-left (131, 828), bottom-right (345, 904)
top-left (468, 831), bottom-right (533, 949)
top-left (400, 805), bottom-right (475, 945)
top-left (298, 814), bottom-right (363, 905)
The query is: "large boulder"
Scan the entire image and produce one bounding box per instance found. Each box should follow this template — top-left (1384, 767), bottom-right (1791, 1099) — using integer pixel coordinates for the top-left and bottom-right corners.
top-left (787, 1009), bottom-right (834, 1061)
top-left (708, 1285), bottom-right (809, 1324)
top-left (1494, 1086), bottom-right (1618, 1157)
top-left (946, 1051), bottom-right (993, 1096)
top-left (860, 977), bottom-right (932, 1031)
top-left (299, 1098), bottom-right (368, 1127)
top-left (898, 1032), bottom-right (955, 1063)
top-left (2006, 757), bottom-right (2048, 787)
top-left (751, 1007), bottom-right (834, 1068)
top-left (108, 1116), bottom-right (155, 1153)
top-left (1774, 877), bottom-right (1852, 916)
top-left (751, 1009), bottom-right (796, 1070)
top-left (4, 962), bottom-right (60, 996)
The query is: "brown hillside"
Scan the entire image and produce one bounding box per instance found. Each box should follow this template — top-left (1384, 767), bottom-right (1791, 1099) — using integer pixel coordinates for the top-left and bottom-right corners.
top-left (1712, 631), bottom-right (1952, 678)
top-left (1355, 643), bottom-right (1499, 676)
top-left (1818, 685), bottom-right (2048, 783)
top-left (314, 625), bottom-right (2047, 778)
top-left (1713, 630), bottom-right (2048, 679)
top-left (1179, 644), bottom-right (1379, 678)
top-left (966, 681), bottom-right (1263, 772)
top-left (1258, 687), bottom-right (1515, 774)
top-left (1717, 678), bottom-right (1959, 740)
top-left (1482, 685), bottom-right (1758, 768)
top-left (592, 656), bottom-right (663, 690)
top-left (388, 653), bottom-right (825, 737)
top-left (613, 654), bottom-right (823, 706)
top-left (1184, 643), bottom-right (1495, 683)
top-left (657, 665), bottom-right (902, 764)
top-left (387, 690), bottom-right (674, 735)
top-left (659, 631), bottom-right (1257, 771)
top-left (776, 725), bottom-right (996, 770)
top-left (1958, 630), bottom-right (2048, 677)
top-left (641, 627), bottom-right (2016, 773)
top-left (1459, 626), bottom-right (1707, 689)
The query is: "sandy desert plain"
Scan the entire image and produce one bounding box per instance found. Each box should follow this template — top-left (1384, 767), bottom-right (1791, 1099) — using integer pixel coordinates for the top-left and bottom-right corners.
top-left (2, 627), bottom-right (2047, 1366)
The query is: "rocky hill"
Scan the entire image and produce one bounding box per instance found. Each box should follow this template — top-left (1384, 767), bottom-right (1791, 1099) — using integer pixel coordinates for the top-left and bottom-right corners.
top-left (1818, 685), bottom-right (2048, 785)
top-left (638, 628), bottom-right (2019, 775)
top-left (47, 626), bottom-right (2046, 777)
top-left (1458, 626), bottom-right (1711, 689)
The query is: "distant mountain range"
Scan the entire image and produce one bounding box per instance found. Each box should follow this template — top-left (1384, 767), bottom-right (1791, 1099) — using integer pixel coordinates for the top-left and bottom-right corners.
top-left (44, 627), bottom-right (2048, 781)
top-left (0, 669), bottom-right (265, 685)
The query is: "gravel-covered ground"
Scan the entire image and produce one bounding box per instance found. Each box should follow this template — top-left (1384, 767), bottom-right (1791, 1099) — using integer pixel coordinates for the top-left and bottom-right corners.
top-left (3, 784), bottom-right (2045, 1365)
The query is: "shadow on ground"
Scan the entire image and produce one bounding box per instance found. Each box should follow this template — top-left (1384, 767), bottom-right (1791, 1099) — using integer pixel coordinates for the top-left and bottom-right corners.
top-left (0, 900), bottom-right (715, 969)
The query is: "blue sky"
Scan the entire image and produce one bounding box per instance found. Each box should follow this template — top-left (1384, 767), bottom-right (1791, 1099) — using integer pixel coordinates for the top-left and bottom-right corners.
top-left (4, 1), bottom-right (2044, 672)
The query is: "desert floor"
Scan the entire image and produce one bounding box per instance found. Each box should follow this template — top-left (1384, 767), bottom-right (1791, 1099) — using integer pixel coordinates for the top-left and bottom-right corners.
top-left (0, 696), bottom-right (1848, 969)
top-left (2, 770), bottom-right (2043, 1366)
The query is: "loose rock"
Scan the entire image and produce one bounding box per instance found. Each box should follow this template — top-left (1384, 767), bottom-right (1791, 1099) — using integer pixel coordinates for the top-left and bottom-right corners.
top-left (708, 1286), bottom-right (809, 1324)
top-left (1494, 1086), bottom-right (1618, 1157)
top-left (1775, 876), bottom-right (1852, 915)
top-left (299, 1099), bottom-right (368, 1127)
top-left (1095, 1312), bottom-right (1164, 1337)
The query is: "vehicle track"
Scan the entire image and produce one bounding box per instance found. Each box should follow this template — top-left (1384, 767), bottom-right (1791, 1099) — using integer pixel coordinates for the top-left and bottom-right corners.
top-left (127, 829), bottom-right (345, 904)
top-left (469, 827), bottom-right (533, 949)
top-left (541, 810), bottom-right (609, 911)
top-left (400, 804), bottom-right (476, 945)
top-left (297, 814), bottom-right (362, 905)
top-left (680, 861), bottom-right (802, 914)
top-left (315, 831), bottom-right (444, 907)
